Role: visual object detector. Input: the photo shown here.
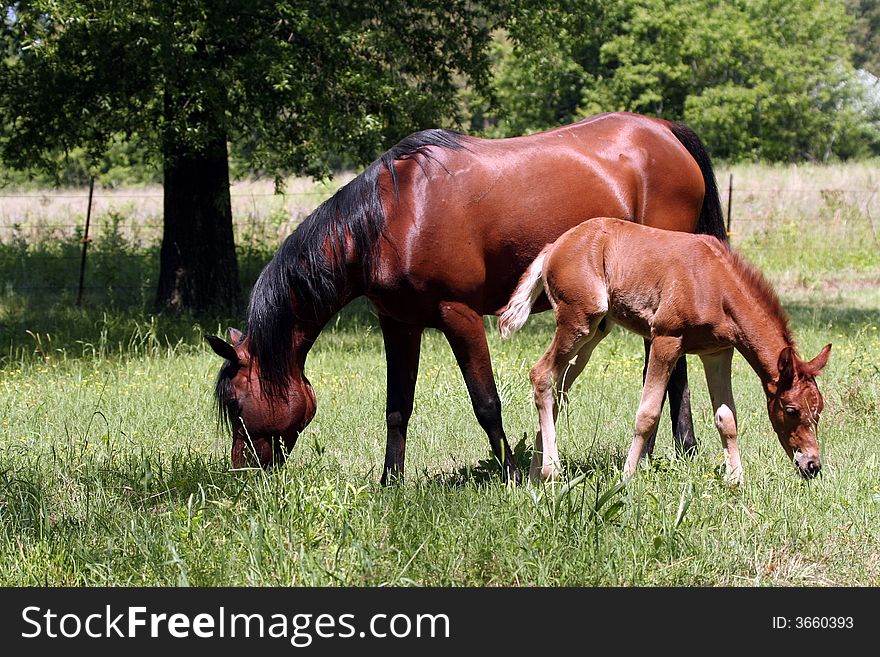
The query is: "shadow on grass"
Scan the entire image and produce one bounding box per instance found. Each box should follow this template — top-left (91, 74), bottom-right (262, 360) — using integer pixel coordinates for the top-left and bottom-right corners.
top-left (426, 435), bottom-right (628, 487)
top-left (0, 230), bottom-right (387, 362)
top-left (0, 294), bottom-right (382, 364)
top-left (0, 444), bottom-right (250, 528)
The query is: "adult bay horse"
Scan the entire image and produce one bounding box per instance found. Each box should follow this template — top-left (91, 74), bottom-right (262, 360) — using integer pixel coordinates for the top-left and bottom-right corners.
top-left (207, 112), bottom-right (727, 484)
top-left (500, 217), bottom-right (830, 483)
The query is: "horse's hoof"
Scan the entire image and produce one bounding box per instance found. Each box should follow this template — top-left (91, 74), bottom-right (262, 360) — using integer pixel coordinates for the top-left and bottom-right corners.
top-left (679, 436), bottom-right (698, 457)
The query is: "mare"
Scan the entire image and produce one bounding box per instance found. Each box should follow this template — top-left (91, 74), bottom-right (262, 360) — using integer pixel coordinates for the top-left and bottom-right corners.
top-left (207, 112), bottom-right (727, 484)
top-left (499, 217), bottom-right (831, 483)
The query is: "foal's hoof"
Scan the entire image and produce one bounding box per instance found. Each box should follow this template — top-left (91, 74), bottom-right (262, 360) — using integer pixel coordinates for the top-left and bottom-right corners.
top-left (529, 463), bottom-right (562, 485)
top-left (723, 468), bottom-right (743, 487)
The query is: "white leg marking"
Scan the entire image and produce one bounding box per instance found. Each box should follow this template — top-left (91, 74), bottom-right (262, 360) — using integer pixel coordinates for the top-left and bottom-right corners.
top-left (702, 349), bottom-right (742, 485)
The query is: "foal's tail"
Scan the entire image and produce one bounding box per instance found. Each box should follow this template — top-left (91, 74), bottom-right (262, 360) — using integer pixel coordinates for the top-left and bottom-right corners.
top-left (498, 246), bottom-right (551, 338)
top-left (668, 121), bottom-right (728, 244)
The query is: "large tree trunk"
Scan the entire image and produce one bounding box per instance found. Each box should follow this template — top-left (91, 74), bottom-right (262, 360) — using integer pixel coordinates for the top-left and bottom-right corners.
top-left (155, 132), bottom-right (242, 313)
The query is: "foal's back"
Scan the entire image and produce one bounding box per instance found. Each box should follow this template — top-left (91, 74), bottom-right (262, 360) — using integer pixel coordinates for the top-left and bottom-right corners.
top-left (545, 217), bottom-right (733, 346)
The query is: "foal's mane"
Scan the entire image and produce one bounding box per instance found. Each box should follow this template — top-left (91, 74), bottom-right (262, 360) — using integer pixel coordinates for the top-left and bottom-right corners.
top-left (240, 129), bottom-right (470, 401)
top-left (725, 247), bottom-right (794, 347)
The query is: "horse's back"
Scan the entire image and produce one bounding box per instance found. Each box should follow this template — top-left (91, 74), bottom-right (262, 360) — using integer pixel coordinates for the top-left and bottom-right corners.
top-left (375, 113), bottom-right (707, 318)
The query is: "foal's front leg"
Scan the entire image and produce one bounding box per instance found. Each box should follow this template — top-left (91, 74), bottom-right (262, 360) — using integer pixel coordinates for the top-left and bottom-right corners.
top-left (641, 340), bottom-right (697, 457)
top-left (624, 336), bottom-right (682, 477)
top-left (700, 348), bottom-right (742, 484)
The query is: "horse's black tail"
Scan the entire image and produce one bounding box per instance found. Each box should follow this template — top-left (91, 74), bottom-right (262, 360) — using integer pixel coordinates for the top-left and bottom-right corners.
top-left (669, 121), bottom-right (728, 244)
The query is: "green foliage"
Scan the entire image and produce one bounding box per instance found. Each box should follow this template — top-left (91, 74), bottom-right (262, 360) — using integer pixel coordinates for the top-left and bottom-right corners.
top-left (481, 0), bottom-right (879, 162)
top-left (1, 1), bottom-right (505, 180)
top-left (1, 164), bottom-right (879, 585)
top-left (0, 135), bottom-right (160, 188)
top-left (847, 0), bottom-right (880, 77)
top-left (1, 1), bottom-right (509, 311)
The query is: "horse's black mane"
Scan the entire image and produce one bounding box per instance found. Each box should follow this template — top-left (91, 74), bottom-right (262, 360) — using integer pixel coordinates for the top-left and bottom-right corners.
top-left (214, 359), bottom-right (239, 430)
top-left (230, 128), bottom-right (470, 403)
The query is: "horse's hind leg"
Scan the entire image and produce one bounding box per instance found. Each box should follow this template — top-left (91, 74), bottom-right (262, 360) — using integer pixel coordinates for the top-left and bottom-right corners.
top-left (530, 305), bottom-right (608, 483)
top-left (641, 341), bottom-right (697, 457)
top-left (379, 314), bottom-right (424, 485)
top-left (700, 348), bottom-right (742, 484)
top-left (668, 356), bottom-right (697, 454)
top-left (624, 336), bottom-right (683, 477)
top-left (439, 302), bottom-right (521, 484)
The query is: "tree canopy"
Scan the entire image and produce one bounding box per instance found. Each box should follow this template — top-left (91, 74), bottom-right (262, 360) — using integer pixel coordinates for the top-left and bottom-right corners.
top-left (848, 0), bottom-right (880, 77)
top-left (1, 1), bottom-right (504, 310)
top-left (1, 0), bottom-right (878, 310)
top-left (2, 0), bottom-right (501, 179)
top-left (478, 0), bottom-right (879, 161)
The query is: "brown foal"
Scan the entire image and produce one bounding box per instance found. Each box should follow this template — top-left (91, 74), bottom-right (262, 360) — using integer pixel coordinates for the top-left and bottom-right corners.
top-left (499, 217), bottom-right (831, 484)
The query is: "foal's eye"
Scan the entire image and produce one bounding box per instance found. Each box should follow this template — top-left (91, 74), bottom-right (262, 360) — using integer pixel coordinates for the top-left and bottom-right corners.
top-left (784, 406), bottom-right (800, 417)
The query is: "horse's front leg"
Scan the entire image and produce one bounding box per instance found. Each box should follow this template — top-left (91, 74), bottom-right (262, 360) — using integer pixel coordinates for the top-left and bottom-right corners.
top-left (378, 314), bottom-right (424, 486)
top-left (625, 336), bottom-right (682, 477)
top-left (438, 302), bottom-right (521, 484)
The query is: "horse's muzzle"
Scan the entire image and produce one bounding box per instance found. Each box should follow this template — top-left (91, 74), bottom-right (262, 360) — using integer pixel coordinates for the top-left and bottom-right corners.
top-left (231, 433), bottom-right (297, 470)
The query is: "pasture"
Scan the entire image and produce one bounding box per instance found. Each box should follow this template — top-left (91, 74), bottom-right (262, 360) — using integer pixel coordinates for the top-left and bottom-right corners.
top-left (1, 163), bottom-right (879, 586)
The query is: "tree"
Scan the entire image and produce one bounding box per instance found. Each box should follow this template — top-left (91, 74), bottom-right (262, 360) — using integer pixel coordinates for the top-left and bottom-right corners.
top-left (1, 1), bottom-right (501, 312)
top-left (847, 0), bottom-right (880, 77)
top-left (466, 1), bottom-right (623, 137)
top-left (479, 0), bottom-right (871, 161)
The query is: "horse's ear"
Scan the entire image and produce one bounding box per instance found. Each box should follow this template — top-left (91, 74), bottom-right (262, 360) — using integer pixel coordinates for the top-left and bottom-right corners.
top-left (228, 327), bottom-right (244, 345)
top-left (206, 335), bottom-right (239, 363)
top-left (776, 346), bottom-right (796, 389)
top-left (803, 343), bottom-right (832, 377)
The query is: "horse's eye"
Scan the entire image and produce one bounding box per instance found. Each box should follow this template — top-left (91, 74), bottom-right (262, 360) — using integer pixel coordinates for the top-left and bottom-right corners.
top-left (784, 406), bottom-right (800, 417)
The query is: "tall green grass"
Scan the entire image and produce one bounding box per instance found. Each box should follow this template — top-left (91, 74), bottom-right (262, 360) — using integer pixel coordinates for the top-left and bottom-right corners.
top-left (1, 163), bottom-right (878, 586)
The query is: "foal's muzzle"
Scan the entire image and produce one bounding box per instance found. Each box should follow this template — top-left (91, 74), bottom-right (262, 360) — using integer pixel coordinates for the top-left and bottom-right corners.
top-left (795, 456), bottom-right (821, 479)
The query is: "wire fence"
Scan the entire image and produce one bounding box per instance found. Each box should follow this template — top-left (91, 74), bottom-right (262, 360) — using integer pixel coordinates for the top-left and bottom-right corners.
top-left (1, 174), bottom-right (879, 305)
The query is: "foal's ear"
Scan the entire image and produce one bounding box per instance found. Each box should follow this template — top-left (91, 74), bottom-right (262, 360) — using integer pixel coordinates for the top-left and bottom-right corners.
top-left (206, 335), bottom-right (239, 363)
top-left (803, 343), bottom-right (832, 377)
top-left (776, 346), bottom-right (796, 388)
top-left (228, 327), bottom-right (244, 345)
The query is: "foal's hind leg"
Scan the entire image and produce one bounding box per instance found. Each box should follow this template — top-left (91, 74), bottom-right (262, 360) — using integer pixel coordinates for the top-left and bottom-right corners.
top-left (624, 336), bottom-right (683, 477)
top-left (530, 306), bottom-right (608, 483)
top-left (700, 348), bottom-right (742, 484)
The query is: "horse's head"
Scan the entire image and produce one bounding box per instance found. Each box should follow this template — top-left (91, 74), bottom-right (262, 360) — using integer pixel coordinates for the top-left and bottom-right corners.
top-left (207, 328), bottom-right (316, 469)
top-left (766, 344), bottom-right (831, 479)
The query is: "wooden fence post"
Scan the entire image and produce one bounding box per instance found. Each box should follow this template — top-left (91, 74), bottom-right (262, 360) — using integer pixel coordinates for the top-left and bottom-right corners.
top-left (726, 173), bottom-right (733, 235)
top-left (76, 176), bottom-right (95, 306)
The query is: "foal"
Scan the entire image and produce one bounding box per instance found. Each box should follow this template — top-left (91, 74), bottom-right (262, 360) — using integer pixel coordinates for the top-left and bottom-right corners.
top-left (499, 217), bottom-right (831, 484)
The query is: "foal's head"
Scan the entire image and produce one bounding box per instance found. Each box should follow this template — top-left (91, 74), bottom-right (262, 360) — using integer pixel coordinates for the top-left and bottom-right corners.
top-left (207, 328), bottom-right (316, 469)
top-left (766, 344), bottom-right (831, 479)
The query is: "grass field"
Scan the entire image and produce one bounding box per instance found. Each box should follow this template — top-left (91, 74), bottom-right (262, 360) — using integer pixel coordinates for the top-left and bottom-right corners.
top-left (1, 163), bottom-right (879, 586)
